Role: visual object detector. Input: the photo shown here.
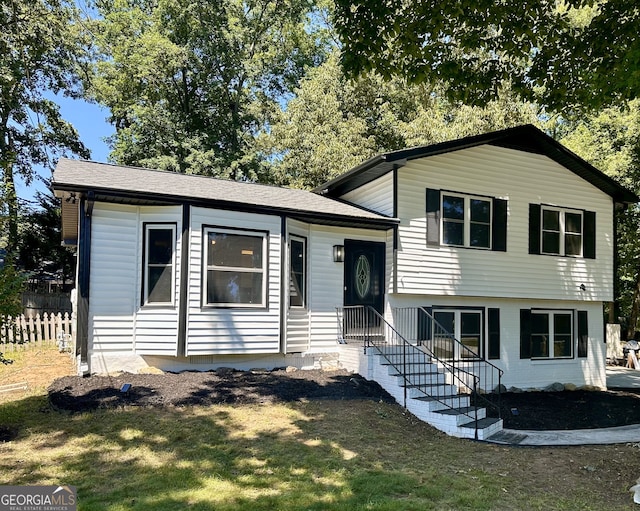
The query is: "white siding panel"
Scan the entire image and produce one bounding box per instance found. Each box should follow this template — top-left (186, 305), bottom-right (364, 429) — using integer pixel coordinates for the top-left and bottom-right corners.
top-left (396, 145), bottom-right (614, 301)
top-left (135, 206), bottom-right (182, 354)
top-left (186, 207), bottom-right (282, 355)
top-left (387, 294), bottom-right (606, 389)
top-left (89, 205), bottom-right (138, 352)
top-left (340, 172), bottom-right (394, 216)
top-left (286, 220), bottom-right (310, 353)
top-left (89, 204), bottom-right (183, 358)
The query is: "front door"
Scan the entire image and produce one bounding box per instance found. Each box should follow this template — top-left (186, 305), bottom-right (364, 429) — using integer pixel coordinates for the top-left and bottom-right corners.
top-left (344, 239), bottom-right (385, 317)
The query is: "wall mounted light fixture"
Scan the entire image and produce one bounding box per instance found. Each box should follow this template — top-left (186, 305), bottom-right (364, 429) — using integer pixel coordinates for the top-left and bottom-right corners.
top-left (333, 245), bottom-right (345, 263)
top-left (579, 283), bottom-right (587, 291)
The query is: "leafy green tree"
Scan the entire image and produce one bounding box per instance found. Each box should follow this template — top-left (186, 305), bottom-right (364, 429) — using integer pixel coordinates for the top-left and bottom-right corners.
top-left (90, 0), bottom-right (329, 180)
top-left (333, 0), bottom-right (640, 114)
top-left (262, 52), bottom-right (541, 189)
top-left (561, 102), bottom-right (640, 335)
top-left (1, 0), bottom-right (90, 255)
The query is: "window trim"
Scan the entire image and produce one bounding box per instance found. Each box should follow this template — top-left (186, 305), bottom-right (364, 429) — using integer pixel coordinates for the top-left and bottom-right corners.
top-left (529, 309), bottom-right (575, 360)
top-left (540, 205), bottom-right (583, 257)
top-left (202, 226), bottom-right (268, 309)
top-left (440, 191), bottom-right (493, 249)
top-left (142, 223), bottom-right (177, 307)
top-left (431, 306), bottom-right (485, 359)
top-left (289, 235), bottom-right (307, 309)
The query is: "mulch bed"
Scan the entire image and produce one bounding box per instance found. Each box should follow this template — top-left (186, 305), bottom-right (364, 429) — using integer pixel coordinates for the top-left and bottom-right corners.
top-left (48, 369), bottom-right (395, 412)
top-left (47, 368), bottom-right (640, 431)
top-left (483, 388), bottom-right (640, 430)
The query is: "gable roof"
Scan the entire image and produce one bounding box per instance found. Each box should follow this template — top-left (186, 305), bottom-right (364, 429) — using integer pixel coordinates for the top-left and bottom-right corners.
top-left (52, 159), bottom-right (397, 230)
top-left (314, 124), bottom-right (638, 204)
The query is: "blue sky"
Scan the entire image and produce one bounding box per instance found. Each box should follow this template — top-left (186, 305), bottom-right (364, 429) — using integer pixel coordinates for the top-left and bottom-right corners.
top-left (17, 96), bottom-right (113, 206)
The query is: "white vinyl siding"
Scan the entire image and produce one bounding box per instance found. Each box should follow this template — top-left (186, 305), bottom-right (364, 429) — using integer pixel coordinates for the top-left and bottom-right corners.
top-left (285, 220), bottom-right (310, 353)
top-left (89, 204), bottom-right (182, 356)
top-left (395, 145), bottom-right (614, 301)
top-left (136, 207), bottom-right (182, 355)
top-left (307, 225), bottom-right (389, 352)
top-left (186, 207), bottom-right (282, 355)
top-left (387, 294), bottom-right (606, 389)
top-left (340, 171), bottom-right (394, 216)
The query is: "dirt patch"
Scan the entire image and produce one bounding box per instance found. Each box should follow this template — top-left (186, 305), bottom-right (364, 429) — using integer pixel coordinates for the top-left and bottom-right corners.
top-left (48, 369), bottom-right (395, 412)
top-left (0, 347), bottom-right (75, 404)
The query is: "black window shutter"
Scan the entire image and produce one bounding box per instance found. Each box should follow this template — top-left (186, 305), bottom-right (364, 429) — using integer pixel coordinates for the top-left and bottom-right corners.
top-left (492, 198), bottom-right (507, 252)
top-left (417, 307), bottom-right (433, 342)
top-left (520, 309), bottom-right (532, 359)
top-left (426, 189), bottom-right (441, 246)
top-left (583, 211), bottom-right (596, 259)
top-left (577, 310), bottom-right (588, 358)
top-left (488, 308), bottom-right (500, 359)
top-left (529, 204), bottom-right (541, 254)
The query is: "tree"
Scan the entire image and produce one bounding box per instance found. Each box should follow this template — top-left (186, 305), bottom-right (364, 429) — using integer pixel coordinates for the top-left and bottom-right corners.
top-left (333, 0), bottom-right (640, 114)
top-left (261, 52), bottom-right (541, 189)
top-left (89, 0), bottom-right (330, 180)
top-left (17, 183), bottom-right (76, 288)
top-left (560, 101), bottom-right (640, 336)
top-left (0, 0), bottom-right (90, 255)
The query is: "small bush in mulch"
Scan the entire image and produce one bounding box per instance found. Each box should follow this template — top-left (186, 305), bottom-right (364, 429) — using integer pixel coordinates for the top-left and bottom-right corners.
top-left (48, 369), bottom-right (395, 412)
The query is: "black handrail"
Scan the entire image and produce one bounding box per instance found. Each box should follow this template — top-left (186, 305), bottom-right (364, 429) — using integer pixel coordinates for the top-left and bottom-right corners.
top-left (337, 305), bottom-right (503, 439)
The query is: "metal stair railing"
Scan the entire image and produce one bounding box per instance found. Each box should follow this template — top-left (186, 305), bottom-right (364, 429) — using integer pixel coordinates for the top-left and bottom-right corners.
top-left (336, 305), bottom-right (503, 440)
top-left (392, 307), bottom-right (504, 428)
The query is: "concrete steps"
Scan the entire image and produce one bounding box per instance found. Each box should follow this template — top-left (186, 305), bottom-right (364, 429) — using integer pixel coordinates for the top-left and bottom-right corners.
top-left (371, 346), bottom-right (503, 440)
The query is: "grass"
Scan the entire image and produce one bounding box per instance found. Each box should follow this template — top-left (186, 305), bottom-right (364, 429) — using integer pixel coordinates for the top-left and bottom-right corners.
top-left (1, 349), bottom-right (639, 510)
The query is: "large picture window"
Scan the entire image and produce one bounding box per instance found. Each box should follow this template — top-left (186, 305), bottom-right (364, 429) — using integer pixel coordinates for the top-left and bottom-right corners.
top-left (204, 228), bottom-right (267, 307)
top-left (143, 224), bottom-right (176, 306)
top-left (289, 236), bottom-right (306, 308)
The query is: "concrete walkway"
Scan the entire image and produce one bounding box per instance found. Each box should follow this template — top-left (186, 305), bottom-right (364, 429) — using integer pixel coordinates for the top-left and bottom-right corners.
top-left (488, 366), bottom-right (640, 446)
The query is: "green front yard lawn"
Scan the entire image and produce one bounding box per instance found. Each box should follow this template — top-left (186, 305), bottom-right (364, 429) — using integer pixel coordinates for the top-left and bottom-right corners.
top-left (1, 347), bottom-right (638, 510)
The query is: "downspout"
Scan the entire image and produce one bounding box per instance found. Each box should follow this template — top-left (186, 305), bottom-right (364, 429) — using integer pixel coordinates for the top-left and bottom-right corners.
top-left (76, 191), bottom-right (94, 375)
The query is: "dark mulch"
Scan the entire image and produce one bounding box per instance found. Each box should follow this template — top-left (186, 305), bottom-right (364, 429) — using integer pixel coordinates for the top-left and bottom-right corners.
top-left (482, 388), bottom-right (640, 430)
top-left (48, 369), bottom-right (395, 412)
top-left (48, 369), bottom-right (640, 431)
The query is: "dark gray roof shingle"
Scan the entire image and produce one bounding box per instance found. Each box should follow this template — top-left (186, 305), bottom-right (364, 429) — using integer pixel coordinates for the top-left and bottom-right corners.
top-left (53, 159), bottom-right (395, 225)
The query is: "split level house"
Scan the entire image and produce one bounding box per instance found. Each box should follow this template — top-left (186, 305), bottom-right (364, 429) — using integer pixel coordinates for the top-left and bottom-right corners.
top-left (53, 125), bottom-right (637, 439)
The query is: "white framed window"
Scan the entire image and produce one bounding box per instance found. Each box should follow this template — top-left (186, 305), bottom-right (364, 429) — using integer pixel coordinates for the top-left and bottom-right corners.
top-left (203, 228), bottom-right (267, 307)
top-left (530, 310), bottom-right (573, 359)
top-left (143, 224), bottom-right (176, 306)
top-left (289, 236), bottom-right (306, 308)
top-left (432, 308), bottom-right (483, 359)
top-left (441, 193), bottom-right (492, 249)
top-left (541, 206), bottom-right (583, 256)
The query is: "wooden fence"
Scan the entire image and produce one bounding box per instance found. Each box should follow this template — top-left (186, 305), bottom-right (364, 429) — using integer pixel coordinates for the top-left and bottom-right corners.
top-left (1, 312), bottom-right (74, 352)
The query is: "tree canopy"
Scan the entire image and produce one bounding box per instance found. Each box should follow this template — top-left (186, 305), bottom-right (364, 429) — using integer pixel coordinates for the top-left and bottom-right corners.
top-left (333, 0), bottom-right (640, 114)
top-left (1, 0), bottom-right (89, 254)
top-left (261, 52), bottom-right (541, 189)
top-left (89, 0), bottom-right (330, 180)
